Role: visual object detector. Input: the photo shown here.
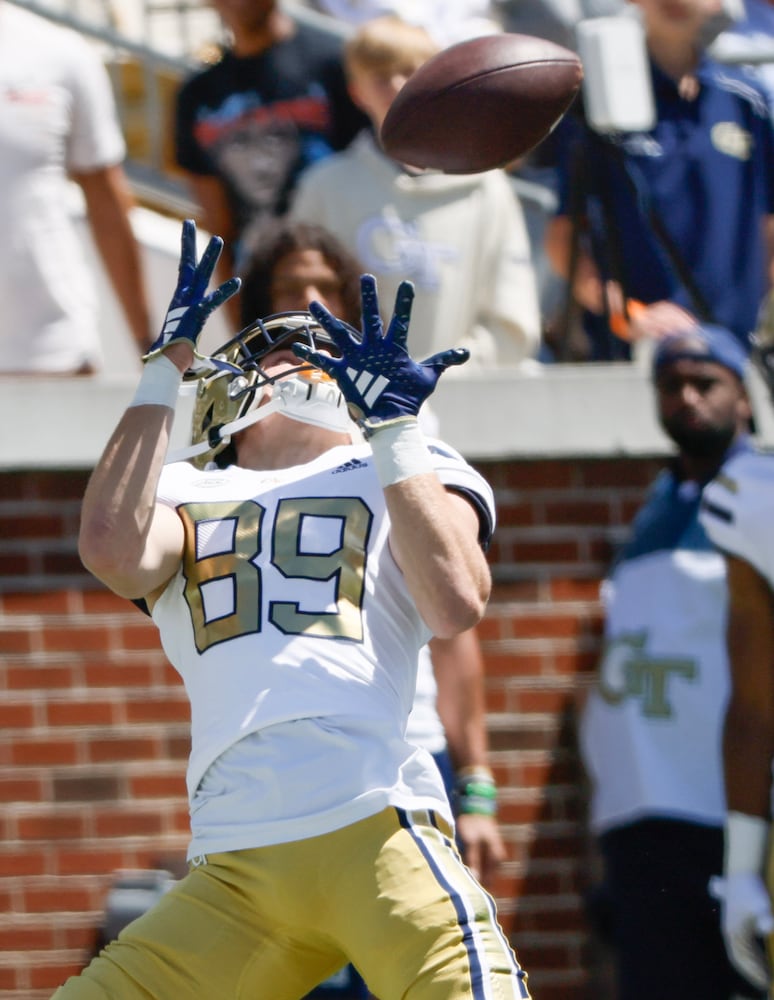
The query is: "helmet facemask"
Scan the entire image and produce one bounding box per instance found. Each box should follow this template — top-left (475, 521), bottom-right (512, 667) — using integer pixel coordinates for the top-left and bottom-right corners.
top-left (180, 313), bottom-right (354, 469)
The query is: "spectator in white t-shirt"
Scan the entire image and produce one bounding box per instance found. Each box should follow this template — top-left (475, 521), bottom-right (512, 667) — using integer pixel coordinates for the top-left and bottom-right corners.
top-left (0, 2), bottom-right (153, 373)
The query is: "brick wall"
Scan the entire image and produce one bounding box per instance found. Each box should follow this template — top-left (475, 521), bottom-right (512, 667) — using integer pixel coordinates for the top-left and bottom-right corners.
top-left (0, 458), bottom-right (664, 999)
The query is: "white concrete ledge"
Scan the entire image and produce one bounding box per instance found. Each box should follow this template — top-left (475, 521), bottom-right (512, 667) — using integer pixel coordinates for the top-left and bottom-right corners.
top-left (3, 362), bottom-right (773, 470)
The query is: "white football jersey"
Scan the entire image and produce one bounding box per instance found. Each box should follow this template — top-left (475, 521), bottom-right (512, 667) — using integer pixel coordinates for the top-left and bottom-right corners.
top-left (581, 470), bottom-right (732, 833)
top-left (153, 439), bottom-right (494, 852)
top-left (701, 449), bottom-right (774, 589)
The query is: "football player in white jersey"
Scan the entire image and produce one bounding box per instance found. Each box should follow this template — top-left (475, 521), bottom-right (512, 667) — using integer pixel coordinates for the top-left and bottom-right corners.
top-left (239, 219), bottom-right (507, 896)
top-left (54, 220), bottom-right (530, 1000)
top-left (701, 305), bottom-right (774, 995)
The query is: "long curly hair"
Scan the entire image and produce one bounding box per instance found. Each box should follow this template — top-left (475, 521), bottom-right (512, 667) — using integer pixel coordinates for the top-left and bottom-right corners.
top-left (239, 218), bottom-right (363, 329)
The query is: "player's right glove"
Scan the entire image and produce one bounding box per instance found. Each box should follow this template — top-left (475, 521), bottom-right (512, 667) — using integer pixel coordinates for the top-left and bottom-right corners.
top-left (293, 273), bottom-right (469, 434)
top-left (710, 812), bottom-right (774, 991)
top-left (144, 219), bottom-right (241, 373)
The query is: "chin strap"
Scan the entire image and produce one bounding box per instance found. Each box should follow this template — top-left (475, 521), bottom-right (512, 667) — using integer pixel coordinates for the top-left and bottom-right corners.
top-left (165, 376), bottom-right (354, 465)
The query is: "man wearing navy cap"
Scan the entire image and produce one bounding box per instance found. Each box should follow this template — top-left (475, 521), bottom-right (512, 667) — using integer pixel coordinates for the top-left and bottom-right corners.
top-left (580, 323), bottom-right (764, 999)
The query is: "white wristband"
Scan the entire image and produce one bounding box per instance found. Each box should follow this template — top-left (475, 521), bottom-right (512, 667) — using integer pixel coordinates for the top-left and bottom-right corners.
top-left (725, 811), bottom-right (770, 875)
top-left (368, 418), bottom-right (434, 487)
top-left (128, 354), bottom-right (183, 410)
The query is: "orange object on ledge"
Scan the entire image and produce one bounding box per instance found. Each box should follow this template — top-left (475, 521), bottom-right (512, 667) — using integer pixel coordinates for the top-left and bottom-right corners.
top-left (609, 299), bottom-right (647, 340)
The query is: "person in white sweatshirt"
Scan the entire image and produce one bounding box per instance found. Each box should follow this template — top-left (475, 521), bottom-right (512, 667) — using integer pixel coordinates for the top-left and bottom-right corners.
top-left (290, 15), bottom-right (542, 369)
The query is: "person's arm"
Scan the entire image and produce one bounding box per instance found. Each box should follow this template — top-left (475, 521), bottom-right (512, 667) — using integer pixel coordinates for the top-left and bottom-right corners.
top-left (432, 628), bottom-right (507, 887)
top-left (711, 553), bottom-right (774, 991)
top-left (724, 553), bottom-right (774, 818)
top-left (382, 475), bottom-right (490, 637)
top-left (295, 275), bottom-right (489, 638)
top-left (433, 629), bottom-right (490, 772)
top-left (79, 221), bottom-right (240, 601)
top-left (79, 381), bottom-right (186, 599)
top-left (73, 164), bottom-right (153, 354)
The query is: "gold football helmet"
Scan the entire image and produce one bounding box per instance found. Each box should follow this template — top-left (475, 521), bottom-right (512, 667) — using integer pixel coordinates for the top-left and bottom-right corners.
top-left (184, 312), bottom-right (352, 469)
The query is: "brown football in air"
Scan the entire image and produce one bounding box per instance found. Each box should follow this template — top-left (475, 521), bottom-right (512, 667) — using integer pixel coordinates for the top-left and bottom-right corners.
top-left (380, 33), bottom-right (584, 174)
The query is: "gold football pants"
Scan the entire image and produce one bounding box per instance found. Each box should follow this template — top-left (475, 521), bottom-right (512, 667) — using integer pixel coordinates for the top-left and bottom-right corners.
top-left (52, 807), bottom-right (530, 1000)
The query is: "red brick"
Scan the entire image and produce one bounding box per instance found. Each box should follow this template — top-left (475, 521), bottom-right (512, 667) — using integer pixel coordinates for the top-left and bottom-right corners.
top-left (0, 591), bottom-right (75, 615)
top-left (42, 626), bottom-right (113, 654)
top-left (46, 701), bottom-right (117, 727)
top-left (0, 966), bottom-right (20, 989)
top-left (86, 737), bottom-right (161, 763)
top-left (61, 922), bottom-right (103, 951)
top-left (484, 652), bottom-right (545, 678)
top-left (11, 739), bottom-right (79, 767)
top-left (0, 629), bottom-right (35, 654)
top-left (0, 701), bottom-right (36, 728)
top-left (550, 650), bottom-right (601, 675)
top-left (0, 849), bottom-right (50, 876)
top-left (94, 809), bottom-right (164, 838)
top-left (4, 661), bottom-right (80, 691)
top-left (0, 776), bottom-right (46, 803)
top-left (621, 496), bottom-right (646, 522)
top-left (166, 733), bottom-right (192, 760)
top-left (500, 462), bottom-right (576, 489)
top-left (580, 457), bottom-right (662, 488)
top-left (76, 588), bottom-right (132, 614)
top-left (0, 925), bottom-right (56, 951)
top-left (119, 623), bottom-right (163, 651)
top-left (0, 551), bottom-right (33, 575)
top-left (54, 848), bottom-right (136, 876)
top-left (511, 539), bottom-right (581, 563)
top-left (29, 960), bottom-right (90, 990)
top-left (82, 661), bottom-right (156, 688)
top-left (511, 688), bottom-right (575, 715)
top-left (549, 577), bottom-right (602, 602)
top-left (168, 805), bottom-right (190, 833)
top-left (129, 773), bottom-right (187, 799)
top-left (17, 812), bottom-right (87, 841)
top-left (543, 499), bottom-right (614, 526)
top-left (41, 551), bottom-right (90, 577)
top-left (498, 799), bottom-right (546, 825)
top-left (125, 697), bottom-right (189, 724)
top-left (490, 727), bottom-right (559, 753)
top-left (13, 470), bottom-right (89, 500)
top-left (512, 614), bottom-right (586, 640)
top-left (3, 513), bottom-right (67, 539)
top-left (52, 774), bottom-right (122, 803)
top-left (489, 580), bottom-right (542, 602)
top-left (495, 501), bottom-right (537, 528)
top-left (23, 883), bottom-right (95, 914)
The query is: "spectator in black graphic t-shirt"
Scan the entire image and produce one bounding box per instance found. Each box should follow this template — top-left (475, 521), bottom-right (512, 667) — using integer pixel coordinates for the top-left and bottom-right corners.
top-left (174, 0), bottom-right (367, 323)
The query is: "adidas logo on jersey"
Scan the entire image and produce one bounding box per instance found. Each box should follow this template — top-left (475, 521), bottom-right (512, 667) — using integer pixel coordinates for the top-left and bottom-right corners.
top-left (332, 458), bottom-right (368, 475)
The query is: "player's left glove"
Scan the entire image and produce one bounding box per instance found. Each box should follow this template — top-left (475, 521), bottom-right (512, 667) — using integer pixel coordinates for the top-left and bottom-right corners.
top-left (710, 872), bottom-right (773, 990)
top-left (710, 811), bottom-right (774, 991)
top-left (293, 273), bottom-right (469, 434)
top-left (144, 218), bottom-right (241, 374)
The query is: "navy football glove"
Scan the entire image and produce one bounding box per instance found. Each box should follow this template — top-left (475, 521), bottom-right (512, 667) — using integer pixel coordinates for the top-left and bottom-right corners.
top-left (145, 219), bottom-right (241, 373)
top-left (293, 274), bottom-right (468, 433)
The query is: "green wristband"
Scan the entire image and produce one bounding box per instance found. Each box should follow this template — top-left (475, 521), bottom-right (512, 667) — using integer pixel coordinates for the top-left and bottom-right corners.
top-left (456, 778), bottom-right (498, 817)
